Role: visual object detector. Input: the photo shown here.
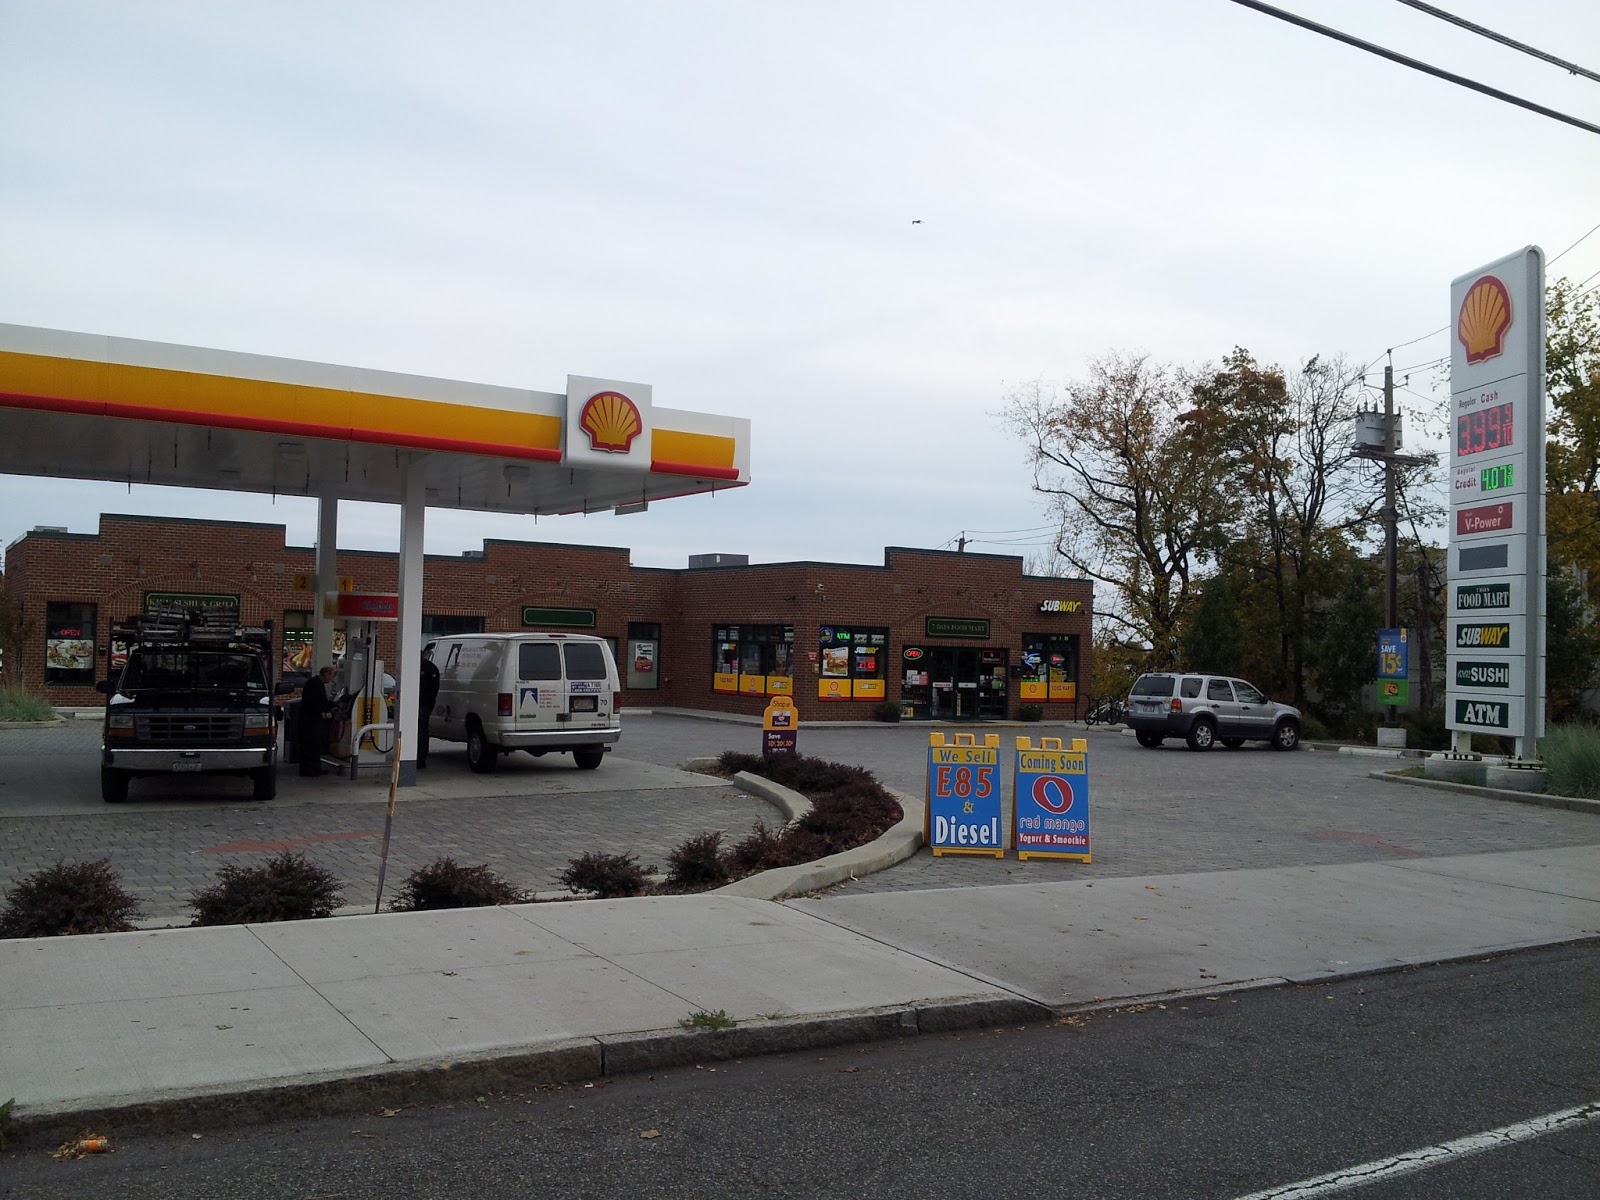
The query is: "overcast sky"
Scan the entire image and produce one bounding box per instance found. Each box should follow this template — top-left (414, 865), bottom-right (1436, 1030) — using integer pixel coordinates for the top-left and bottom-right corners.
top-left (2, 0), bottom-right (1596, 572)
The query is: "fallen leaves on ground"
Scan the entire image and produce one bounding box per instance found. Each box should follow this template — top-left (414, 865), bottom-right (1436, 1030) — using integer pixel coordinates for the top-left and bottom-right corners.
top-left (51, 1134), bottom-right (111, 1159)
top-left (640, 1129), bottom-right (661, 1140)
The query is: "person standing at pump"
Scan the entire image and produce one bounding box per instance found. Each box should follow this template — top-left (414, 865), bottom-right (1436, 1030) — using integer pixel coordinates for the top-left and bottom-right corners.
top-left (417, 652), bottom-right (441, 768)
top-left (298, 665), bottom-right (336, 776)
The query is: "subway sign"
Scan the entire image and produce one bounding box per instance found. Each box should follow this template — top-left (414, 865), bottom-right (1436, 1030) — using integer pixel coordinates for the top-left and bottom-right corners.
top-left (1454, 622), bottom-right (1511, 650)
top-left (1038, 599), bottom-right (1082, 613)
top-left (1455, 660), bottom-right (1511, 689)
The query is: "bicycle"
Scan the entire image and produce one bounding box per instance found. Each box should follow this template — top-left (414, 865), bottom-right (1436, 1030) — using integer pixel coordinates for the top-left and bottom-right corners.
top-left (1083, 695), bottom-right (1127, 726)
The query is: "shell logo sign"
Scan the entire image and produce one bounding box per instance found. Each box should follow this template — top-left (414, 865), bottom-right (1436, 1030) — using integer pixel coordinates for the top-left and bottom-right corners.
top-left (578, 390), bottom-right (643, 453)
top-left (1457, 275), bottom-right (1513, 365)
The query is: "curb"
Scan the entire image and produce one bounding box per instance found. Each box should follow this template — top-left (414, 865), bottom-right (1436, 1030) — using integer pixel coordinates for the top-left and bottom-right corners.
top-left (0, 717), bottom-right (66, 730)
top-left (6, 992), bottom-right (1047, 1145)
top-left (712, 786), bottom-right (925, 900)
top-left (1372, 768), bottom-right (1600, 815)
top-left (729, 770), bottom-right (813, 824)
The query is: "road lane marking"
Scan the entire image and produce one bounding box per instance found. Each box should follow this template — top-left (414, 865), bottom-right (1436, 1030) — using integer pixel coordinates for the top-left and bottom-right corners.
top-left (1233, 1101), bottom-right (1600, 1199)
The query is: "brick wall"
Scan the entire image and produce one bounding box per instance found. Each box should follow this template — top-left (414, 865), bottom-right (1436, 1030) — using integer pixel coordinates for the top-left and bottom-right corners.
top-left (6, 516), bottom-right (1093, 720)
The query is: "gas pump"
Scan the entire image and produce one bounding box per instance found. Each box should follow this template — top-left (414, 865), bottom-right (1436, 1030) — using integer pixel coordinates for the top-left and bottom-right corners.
top-left (322, 591), bottom-right (400, 760)
top-left (334, 623), bottom-right (390, 752)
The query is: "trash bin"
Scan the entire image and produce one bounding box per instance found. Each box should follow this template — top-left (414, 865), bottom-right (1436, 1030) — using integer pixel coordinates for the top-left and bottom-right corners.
top-left (283, 699), bottom-right (301, 764)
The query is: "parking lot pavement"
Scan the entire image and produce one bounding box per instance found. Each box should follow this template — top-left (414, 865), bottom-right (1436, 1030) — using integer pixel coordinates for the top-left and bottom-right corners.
top-left (0, 722), bottom-right (775, 921)
top-left (613, 716), bottom-right (1600, 894)
top-left (5, 716), bottom-right (1599, 920)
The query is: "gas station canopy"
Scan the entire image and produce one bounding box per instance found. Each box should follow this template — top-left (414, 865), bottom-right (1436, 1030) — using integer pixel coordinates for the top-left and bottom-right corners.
top-left (0, 322), bottom-right (749, 512)
top-left (0, 321), bottom-right (751, 787)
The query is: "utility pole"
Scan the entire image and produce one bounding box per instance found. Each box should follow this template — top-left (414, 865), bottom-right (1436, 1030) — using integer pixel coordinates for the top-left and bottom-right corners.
top-left (957, 533), bottom-right (967, 552)
top-left (1383, 364), bottom-right (1398, 729)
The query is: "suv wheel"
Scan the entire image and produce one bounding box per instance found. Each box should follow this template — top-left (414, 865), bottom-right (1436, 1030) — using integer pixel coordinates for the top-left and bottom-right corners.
top-left (1135, 731), bottom-right (1163, 748)
top-left (467, 724), bottom-right (500, 774)
top-left (1185, 718), bottom-right (1217, 752)
top-left (1272, 720), bottom-right (1301, 751)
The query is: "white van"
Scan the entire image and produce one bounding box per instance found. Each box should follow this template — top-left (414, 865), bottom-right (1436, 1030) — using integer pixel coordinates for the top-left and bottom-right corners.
top-left (424, 633), bottom-right (621, 772)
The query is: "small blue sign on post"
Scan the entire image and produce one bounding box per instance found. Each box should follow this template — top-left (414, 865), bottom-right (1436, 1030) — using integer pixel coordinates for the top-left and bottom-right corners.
top-left (1378, 627), bottom-right (1410, 707)
top-left (1013, 736), bottom-right (1091, 863)
top-left (925, 732), bottom-right (1003, 858)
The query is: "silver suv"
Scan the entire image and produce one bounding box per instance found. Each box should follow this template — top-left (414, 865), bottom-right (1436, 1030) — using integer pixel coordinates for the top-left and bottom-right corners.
top-left (1124, 672), bottom-right (1302, 752)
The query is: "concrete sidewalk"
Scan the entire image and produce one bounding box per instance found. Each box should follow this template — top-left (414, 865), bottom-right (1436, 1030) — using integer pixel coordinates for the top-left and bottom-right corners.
top-left (5, 843), bottom-right (1598, 1138)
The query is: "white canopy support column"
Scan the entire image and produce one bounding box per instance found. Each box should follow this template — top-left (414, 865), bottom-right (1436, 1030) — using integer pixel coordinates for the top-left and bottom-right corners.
top-left (312, 482), bottom-right (339, 674)
top-left (394, 457), bottom-right (426, 786)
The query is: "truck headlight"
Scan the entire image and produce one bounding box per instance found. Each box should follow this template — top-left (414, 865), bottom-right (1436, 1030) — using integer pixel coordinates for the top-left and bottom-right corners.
top-left (244, 709), bottom-right (273, 732)
top-left (107, 711), bottom-right (135, 734)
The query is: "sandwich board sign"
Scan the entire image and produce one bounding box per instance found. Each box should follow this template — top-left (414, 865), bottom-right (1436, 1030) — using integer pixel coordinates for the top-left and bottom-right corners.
top-left (925, 732), bottom-right (1002, 858)
top-left (1012, 736), bottom-right (1091, 863)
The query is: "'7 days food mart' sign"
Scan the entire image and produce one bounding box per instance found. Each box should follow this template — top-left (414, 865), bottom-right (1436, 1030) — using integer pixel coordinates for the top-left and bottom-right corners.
top-left (1446, 247), bottom-right (1546, 755)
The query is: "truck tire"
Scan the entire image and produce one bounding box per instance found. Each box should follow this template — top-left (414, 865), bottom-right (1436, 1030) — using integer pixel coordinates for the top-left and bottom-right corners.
top-left (467, 723), bottom-right (499, 774)
top-left (101, 767), bottom-right (130, 804)
top-left (250, 765), bottom-right (277, 801)
top-left (573, 746), bottom-right (604, 770)
top-left (1185, 718), bottom-right (1217, 752)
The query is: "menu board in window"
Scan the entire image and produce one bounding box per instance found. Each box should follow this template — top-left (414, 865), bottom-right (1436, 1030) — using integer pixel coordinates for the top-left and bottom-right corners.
top-left (45, 602), bottom-right (98, 684)
top-left (816, 624), bottom-right (888, 700)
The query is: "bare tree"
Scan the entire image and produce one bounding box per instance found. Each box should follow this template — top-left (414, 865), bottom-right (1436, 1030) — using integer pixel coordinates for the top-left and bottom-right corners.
top-left (1001, 354), bottom-right (1232, 665)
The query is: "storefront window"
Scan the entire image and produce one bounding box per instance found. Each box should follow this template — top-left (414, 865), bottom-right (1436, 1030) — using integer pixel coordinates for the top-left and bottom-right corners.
top-left (712, 624), bottom-right (793, 696)
top-left (422, 614), bottom-right (486, 638)
top-left (817, 624), bottom-right (888, 701)
top-left (1020, 633), bottom-right (1080, 703)
top-left (45, 601), bottom-right (97, 685)
top-left (282, 609), bottom-right (315, 678)
top-left (626, 622), bottom-right (661, 690)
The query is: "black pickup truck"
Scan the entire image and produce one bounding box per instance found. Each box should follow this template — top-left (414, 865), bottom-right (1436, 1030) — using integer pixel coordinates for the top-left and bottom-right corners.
top-left (97, 603), bottom-right (295, 803)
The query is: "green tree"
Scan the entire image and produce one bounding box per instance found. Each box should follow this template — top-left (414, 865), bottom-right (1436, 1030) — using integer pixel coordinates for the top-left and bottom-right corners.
top-left (1309, 556), bottom-right (1383, 724)
top-left (1180, 572), bottom-right (1244, 677)
top-left (1546, 277), bottom-right (1600, 607)
top-left (1186, 350), bottom-right (1378, 701)
top-left (1546, 567), bottom-right (1600, 722)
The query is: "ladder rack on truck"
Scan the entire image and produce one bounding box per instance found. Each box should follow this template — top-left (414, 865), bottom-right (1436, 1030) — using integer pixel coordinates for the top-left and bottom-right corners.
top-left (98, 601), bottom-right (288, 804)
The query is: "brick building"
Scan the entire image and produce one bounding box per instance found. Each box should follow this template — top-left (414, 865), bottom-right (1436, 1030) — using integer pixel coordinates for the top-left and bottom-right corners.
top-left (4, 514), bottom-right (1093, 721)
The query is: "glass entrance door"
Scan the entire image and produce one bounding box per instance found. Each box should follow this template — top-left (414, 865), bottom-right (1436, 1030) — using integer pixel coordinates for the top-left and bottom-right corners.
top-left (978, 648), bottom-right (1008, 719)
top-left (926, 647), bottom-right (986, 719)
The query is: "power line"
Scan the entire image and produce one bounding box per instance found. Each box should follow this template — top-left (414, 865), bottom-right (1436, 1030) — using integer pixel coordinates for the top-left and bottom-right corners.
top-left (1363, 327), bottom-right (1447, 373)
top-left (1391, 1), bottom-right (1600, 85)
top-left (1551, 221), bottom-right (1600, 266)
top-left (1225, 0), bottom-right (1600, 137)
top-left (960, 524), bottom-right (1056, 536)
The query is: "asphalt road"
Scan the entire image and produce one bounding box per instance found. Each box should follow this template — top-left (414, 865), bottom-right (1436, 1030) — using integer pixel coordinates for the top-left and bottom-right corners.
top-left (5, 942), bottom-right (1596, 1199)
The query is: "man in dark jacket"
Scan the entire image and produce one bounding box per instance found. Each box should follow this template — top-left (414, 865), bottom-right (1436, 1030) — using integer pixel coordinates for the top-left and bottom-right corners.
top-left (417, 653), bottom-right (441, 768)
top-left (298, 665), bottom-right (336, 776)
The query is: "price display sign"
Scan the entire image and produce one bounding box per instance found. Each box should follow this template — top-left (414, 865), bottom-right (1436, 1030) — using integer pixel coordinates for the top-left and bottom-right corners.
top-left (1447, 248), bottom-right (1545, 753)
top-left (1455, 402), bottom-right (1514, 457)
